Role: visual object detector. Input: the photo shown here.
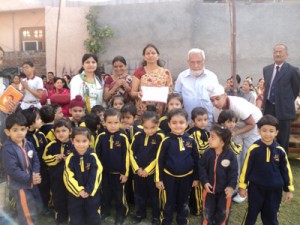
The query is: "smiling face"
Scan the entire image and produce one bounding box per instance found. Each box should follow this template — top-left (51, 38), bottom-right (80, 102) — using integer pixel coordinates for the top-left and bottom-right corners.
top-left (259, 124), bottom-right (278, 145)
top-left (210, 94), bottom-right (227, 110)
top-left (168, 115), bottom-right (188, 135)
top-left (54, 79), bottom-right (64, 90)
top-left (83, 56), bottom-right (97, 74)
top-left (54, 126), bottom-right (71, 143)
top-left (113, 60), bottom-right (127, 76)
top-left (72, 134), bottom-right (90, 155)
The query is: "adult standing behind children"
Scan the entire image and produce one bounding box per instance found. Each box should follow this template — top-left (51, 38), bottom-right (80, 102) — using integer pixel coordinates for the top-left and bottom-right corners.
top-left (263, 43), bottom-right (300, 154)
top-left (20, 61), bottom-right (44, 109)
top-left (70, 53), bottom-right (104, 112)
top-left (103, 56), bottom-right (132, 105)
top-left (174, 48), bottom-right (219, 129)
top-left (130, 44), bottom-right (173, 118)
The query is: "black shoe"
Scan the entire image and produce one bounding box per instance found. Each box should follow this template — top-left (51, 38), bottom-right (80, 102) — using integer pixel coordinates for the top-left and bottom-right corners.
top-left (132, 215), bottom-right (145, 224)
top-left (101, 213), bottom-right (110, 221)
top-left (152, 218), bottom-right (160, 225)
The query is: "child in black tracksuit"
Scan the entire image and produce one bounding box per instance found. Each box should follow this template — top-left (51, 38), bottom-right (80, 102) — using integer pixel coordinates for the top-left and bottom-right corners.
top-left (43, 118), bottom-right (74, 224)
top-left (156, 109), bottom-right (199, 225)
top-left (39, 105), bottom-right (56, 142)
top-left (239, 115), bottom-right (294, 225)
top-left (188, 107), bottom-right (210, 216)
top-left (64, 127), bottom-right (103, 225)
top-left (199, 124), bottom-right (238, 225)
top-left (95, 108), bottom-right (129, 225)
top-left (21, 107), bottom-right (50, 214)
top-left (129, 110), bottom-right (165, 225)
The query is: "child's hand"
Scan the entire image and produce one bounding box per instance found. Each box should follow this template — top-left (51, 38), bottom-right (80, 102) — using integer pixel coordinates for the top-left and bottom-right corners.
top-left (239, 188), bottom-right (247, 198)
top-left (284, 192), bottom-right (293, 203)
top-left (140, 170), bottom-right (148, 178)
top-left (224, 187), bottom-right (235, 198)
top-left (137, 91), bottom-right (143, 99)
top-left (79, 190), bottom-right (89, 198)
top-left (32, 172), bottom-right (41, 185)
top-left (120, 174), bottom-right (128, 183)
top-left (204, 183), bottom-right (213, 193)
top-left (56, 154), bottom-right (64, 161)
top-left (156, 181), bottom-right (165, 190)
top-left (137, 168), bottom-right (143, 177)
top-left (192, 180), bottom-right (200, 187)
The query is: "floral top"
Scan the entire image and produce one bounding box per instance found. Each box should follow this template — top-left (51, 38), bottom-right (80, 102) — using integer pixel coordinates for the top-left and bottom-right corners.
top-left (104, 74), bottom-right (132, 102)
top-left (134, 66), bottom-right (173, 117)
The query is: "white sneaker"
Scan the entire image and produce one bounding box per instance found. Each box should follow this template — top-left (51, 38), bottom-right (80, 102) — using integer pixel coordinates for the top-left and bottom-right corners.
top-left (233, 193), bottom-right (246, 203)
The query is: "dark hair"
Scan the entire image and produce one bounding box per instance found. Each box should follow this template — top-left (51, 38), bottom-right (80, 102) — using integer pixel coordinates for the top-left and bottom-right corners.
top-left (111, 95), bottom-right (125, 107)
top-left (167, 93), bottom-right (183, 105)
top-left (217, 110), bottom-right (237, 124)
top-left (47, 72), bottom-right (54, 76)
top-left (21, 107), bottom-right (39, 127)
top-left (71, 127), bottom-right (91, 141)
top-left (91, 105), bottom-right (105, 114)
top-left (53, 118), bottom-right (72, 131)
top-left (5, 112), bottom-right (27, 129)
top-left (121, 104), bottom-right (137, 117)
top-left (78, 53), bottom-right (103, 81)
top-left (112, 56), bottom-right (127, 66)
top-left (141, 43), bottom-right (164, 67)
top-left (141, 111), bottom-right (159, 125)
top-left (257, 114), bottom-right (279, 130)
top-left (104, 108), bottom-right (121, 121)
top-left (39, 105), bottom-right (55, 123)
top-left (0, 46), bottom-right (4, 54)
top-left (231, 74), bottom-right (241, 84)
top-left (12, 74), bottom-right (21, 80)
top-left (51, 104), bottom-right (61, 114)
top-left (82, 113), bottom-right (100, 133)
top-left (41, 75), bottom-right (47, 80)
top-left (210, 124), bottom-right (232, 150)
top-left (191, 107), bottom-right (208, 121)
top-left (53, 77), bottom-right (68, 89)
top-left (22, 61), bottom-right (34, 67)
top-left (63, 74), bottom-right (71, 83)
top-left (146, 104), bottom-right (157, 112)
top-left (167, 108), bottom-right (188, 122)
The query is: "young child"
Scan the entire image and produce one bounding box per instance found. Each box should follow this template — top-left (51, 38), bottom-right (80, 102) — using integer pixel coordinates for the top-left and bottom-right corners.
top-left (91, 104), bottom-right (105, 130)
top-left (43, 118), bottom-right (74, 224)
top-left (64, 127), bottom-right (103, 225)
top-left (95, 108), bottom-right (129, 225)
top-left (155, 108), bottom-right (199, 225)
top-left (159, 93), bottom-right (183, 134)
top-left (199, 124), bottom-right (238, 225)
top-left (111, 95), bottom-right (125, 111)
top-left (81, 113), bottom-right (101, 149)
top-left (2, 112), bottom-right (42, 225)
top-left (217, 109), bottom-right (242, 156)
top-left (239, 115), bottom-right (294, 225)
top-left (129, 110), bottom-right (165, 225)
top-left (39, 105), bottom-right (56, 142)
top-left (241, 78), bottom-right (256, 105)
top-left (187, 107), bottom-right (210, 216)
top-left (69, 95), bottom-right (85, 128)
top-left (21, 107), bottom-right (51, 215)
top-left (52, 104), bottom-right (64, 121)
top-left (120, 103), bottom-right (141, 142)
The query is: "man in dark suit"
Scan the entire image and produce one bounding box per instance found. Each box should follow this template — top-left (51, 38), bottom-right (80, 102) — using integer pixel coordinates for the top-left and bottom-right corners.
top-left (263, 43), bottom-right (300, 154)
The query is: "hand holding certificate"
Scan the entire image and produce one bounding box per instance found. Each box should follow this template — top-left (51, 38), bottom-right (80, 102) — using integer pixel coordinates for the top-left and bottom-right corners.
top-left (141, 86), bottom-right (169, 103)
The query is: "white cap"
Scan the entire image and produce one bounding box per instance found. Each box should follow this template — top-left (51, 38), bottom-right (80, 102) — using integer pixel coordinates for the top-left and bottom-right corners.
top-left (207, 84), bottom-right (225, 97)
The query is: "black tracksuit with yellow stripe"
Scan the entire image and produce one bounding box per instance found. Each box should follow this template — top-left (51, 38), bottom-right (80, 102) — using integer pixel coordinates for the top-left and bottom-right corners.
top-left (188, 126), bottom-right (210, 216)
top-left (239, 139), bottom-right (294, 225)
top-left (95, 129), bottom-right (130, 220)
top-left (63, 148), bottom-right (103, 225)
top-left (130, 130), bottom-right (165, 220)
top-left (155, 132), bottom-right (199, 225)
top-left (199, 147), bottom-right (238, 225)
top-left (43, 139), bottom-right (74, 223)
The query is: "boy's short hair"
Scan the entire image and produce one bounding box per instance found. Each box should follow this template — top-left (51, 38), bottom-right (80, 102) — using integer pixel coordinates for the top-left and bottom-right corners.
top-left (40, 105), bottom-right (55, 123)
top-left (51, 104), bottom-right (61, 114)
top-left (91, 105), bottom-right (105, 114)
top-left (5, 112), bottom-right (27, 129)
top-left (53, 118), bottom-right (72, 130)
top-left (104, 108), bottom-right (121, 121)
top-left (82, 113), bottom-right (100, 133)
top-left (217, 110), bottom-right (237, 124)
top-left (71, 127), bottom-right (91, 141)
top-left (120, 104), bottom-right (137, 117)
top-left (21, 107), bottom-right (39, 127)
top-left (257, 114), bottom-right (279, 130)
top-left (167, 108), bottom-right (188, 122)
top-left (191, 107), bottom-right (208, 121)
top-left (22, 61), bottom-right (34, 67)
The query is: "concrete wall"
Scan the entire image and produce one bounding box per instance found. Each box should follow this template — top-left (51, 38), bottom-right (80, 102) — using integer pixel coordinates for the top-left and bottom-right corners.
top-left (96, 1), bottom-right (300, 84)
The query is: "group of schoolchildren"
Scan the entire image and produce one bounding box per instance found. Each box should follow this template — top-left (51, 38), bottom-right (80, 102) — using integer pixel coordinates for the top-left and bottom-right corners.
top-left (1, 91), bottom-right (294, 225)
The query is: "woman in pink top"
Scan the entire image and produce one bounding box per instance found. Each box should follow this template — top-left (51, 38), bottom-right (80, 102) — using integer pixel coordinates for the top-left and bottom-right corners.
top-left (48, 77), bottom-right (70, 117)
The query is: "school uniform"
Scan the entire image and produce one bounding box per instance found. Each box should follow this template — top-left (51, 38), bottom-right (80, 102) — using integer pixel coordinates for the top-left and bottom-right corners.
top-left (39, 124), bottom-right (56, 142)
top-left (95, 129), bottom-right (130, 222)
top-left (26, 130), bottom-right (51, 212)
top-left (156, 132), bottom-right (199, 225)
top-left (130, 130), bottom-right (164, 221)
top-left (64, 148), bottom-right (103, 225)
top-left (239, 139), bottom-right (294, 225)
top-left (159, 115), bottom-right (171, 135)
top-left (43, 139), bottom-right (74, 223)
top-left (188, 126), bottom-right (210, 216)
top-left (199, 147), bottom-right (238, 225)
top-left (69, 117), bottom-right (82, 129)
top-left (2, 138), bottom-right (42, 225)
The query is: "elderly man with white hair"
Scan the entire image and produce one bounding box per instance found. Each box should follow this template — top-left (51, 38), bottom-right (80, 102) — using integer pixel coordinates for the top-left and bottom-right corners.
top-left (174, 48), bottom-right (219, 129)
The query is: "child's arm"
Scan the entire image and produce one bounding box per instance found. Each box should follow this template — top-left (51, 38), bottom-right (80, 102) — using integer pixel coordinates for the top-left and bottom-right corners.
top-left (42, 142), bottom-right (63, 166)
top-left (191, 139), bottom-right (200, 182)
top-left (155, 138), bottom-right (168, 184)
top-left (284, 192), bottom-right (293, 203)
top-left (238, 146), bottom-right (254, 191)
top-left (227, 152), bottom-right (239, 191)
top-left (85, 153), bottom-right (103, 196)
top-left (129, 133), bottom-right (142, 174)
top-left (198, 150), bottom-right (209, 187)
top-left (121, 134), bottom-right (130, 178)
top-left (279, 147), bottom-right (295, 193)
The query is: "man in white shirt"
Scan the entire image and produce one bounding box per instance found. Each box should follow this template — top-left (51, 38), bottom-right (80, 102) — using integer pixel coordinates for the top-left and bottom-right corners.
top-left (174, 48), bottom-right (219, 129)
top-left (20, 61), bottom-right (43, 109)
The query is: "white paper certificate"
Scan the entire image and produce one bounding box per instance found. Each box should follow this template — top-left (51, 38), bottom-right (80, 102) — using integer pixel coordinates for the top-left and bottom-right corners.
top-left (141, 86), bottom-right (169, 103)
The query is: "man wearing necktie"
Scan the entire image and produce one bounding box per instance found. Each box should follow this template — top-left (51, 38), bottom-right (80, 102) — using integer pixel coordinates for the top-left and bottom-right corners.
top-left (263, 44), bottom-right (300, 154)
